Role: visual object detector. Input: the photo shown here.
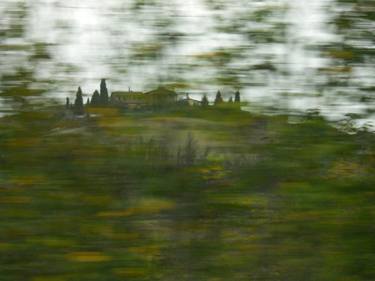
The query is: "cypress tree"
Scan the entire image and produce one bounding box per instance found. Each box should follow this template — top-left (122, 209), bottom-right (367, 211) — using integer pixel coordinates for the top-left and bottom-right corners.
top-left (86, 97), bottom-right (90, 106)
top-left (74, 87), bottom-right (84, 115)
top-left (201, 95), bottom-right (209, 107)
top-left (214, 90), bottom-right (223, 105)
top-left (91, 90), bottom-right (100, 106)
top-left (235, 90), bottom-right (241, 103)
top-left (66, 97), bottom-right (70, 109)
top-left (100, 79), bottom-right (109, 105)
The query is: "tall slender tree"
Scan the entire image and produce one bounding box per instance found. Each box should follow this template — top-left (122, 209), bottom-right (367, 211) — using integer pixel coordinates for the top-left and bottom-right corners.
top-left (228, 96), bottom-right (233, 103)
top-left (91, 90), bottom-right (100, 106)
top-left (235, 90), bottom-right (241, 103)
top-left (214, 90), bottom-right (223, 105)
top-left (74, 87), bottom-right (84, 115)
top-left (100, 79), bottom-right (109, 105)
top-left (66, 97), bottom-right (70, 109)
top-left (201, 94), bottom-right (209, 107)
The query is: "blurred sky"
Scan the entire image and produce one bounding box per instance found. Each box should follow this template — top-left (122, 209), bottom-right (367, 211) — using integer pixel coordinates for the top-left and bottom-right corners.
top-left (1, 0), bottom-right (374, 126)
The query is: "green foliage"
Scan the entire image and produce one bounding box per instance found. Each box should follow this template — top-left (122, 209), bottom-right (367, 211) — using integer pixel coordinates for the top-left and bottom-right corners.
top-left (0, 0), bottom-right (374, 279)
top-left (90, 90), bottom-right (101, 106)
top-left (100, 79), bottom-right (109, 105)
top-left (234, 90), bottom-right (240, 103)
top-left (214, 90), bottom-right (223, 105)
top-left (0, 105), bottom-right (374, 281)
top-left (73, 87), bottom-right (84, 115)
top-left (201, 95), bottom-right (209, 107)
top-left (91, 90), bottom-right (100, 106)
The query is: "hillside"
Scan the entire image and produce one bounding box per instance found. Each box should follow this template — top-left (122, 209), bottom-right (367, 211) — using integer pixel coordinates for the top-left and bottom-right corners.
top-left (0, 106), bottom-right (374, 281)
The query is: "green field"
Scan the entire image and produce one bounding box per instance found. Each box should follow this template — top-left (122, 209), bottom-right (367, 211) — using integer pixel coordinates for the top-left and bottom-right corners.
top-left (0, 106), bottom-right (374, 281)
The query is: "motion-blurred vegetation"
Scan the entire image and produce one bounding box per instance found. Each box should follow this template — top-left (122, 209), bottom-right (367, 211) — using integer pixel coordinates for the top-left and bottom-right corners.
top-left (0, 104), bottom-right (374, 280)
top-left (1, 0), bottom-right (374, 280)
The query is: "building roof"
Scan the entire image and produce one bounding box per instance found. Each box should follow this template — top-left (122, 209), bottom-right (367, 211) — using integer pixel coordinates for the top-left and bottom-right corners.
top-left (184, 97), bottom-right (201, 102)
top-left (145, 86), bottom-right (177, 96)
top-left (178, 97), bottom-right (201, 105)
top-left (111, 91), bottom-right (144, 97)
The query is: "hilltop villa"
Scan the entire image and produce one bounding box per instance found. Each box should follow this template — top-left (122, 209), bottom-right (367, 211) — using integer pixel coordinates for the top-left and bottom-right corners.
top-left (67, 79), bottom-right (241, 113)
top-left (111, 86), bottom-right (178, 109)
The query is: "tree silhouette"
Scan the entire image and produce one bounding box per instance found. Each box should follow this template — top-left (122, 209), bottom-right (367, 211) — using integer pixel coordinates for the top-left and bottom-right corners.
top-left (201, 95), bottom-right (209, 107)
top-left (74, 87), bottom-right (84, 115)
top-left (66, 97), bottom-right (70, 109)
top-left (214, 90), bottom-right (223, 105)
top-left (100, 79), bottom-right (109, 105)
top-left (228, 96), bottom-right (233, 103)
top-left (91, 90), bottom-right (100, 106)
top-left (86, 98), bottom-right (90, 106)
top-left (235, 90), bottom-right (241, 103)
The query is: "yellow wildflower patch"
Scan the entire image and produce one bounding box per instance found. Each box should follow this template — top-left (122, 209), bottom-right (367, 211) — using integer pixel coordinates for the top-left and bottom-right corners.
top-left (65, 251), bottom-right (111, 262)
top-left (9, 175), bottom-right (46, 187)
top-left (97, 198), bottom-right (176, 217)
top-left (128, 245), bottom-right (161, 256)
top-left (0, 196), bottom-right (31, 204)
top-left (32, 277), bottom-right (67, 281)
top-left (113, 267), bottom-right (147, 278)
top-left (0, 243), bottom-right (13, 251)
top-left (327, 161), bottom-right (363, 180)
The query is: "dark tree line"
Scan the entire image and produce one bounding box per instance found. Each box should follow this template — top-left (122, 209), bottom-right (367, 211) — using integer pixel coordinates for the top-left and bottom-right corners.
top-left (66, 79), bottom-right (110, 115)
top-left (201, 90), bottom-right (241, 106)
top-left (91, 79), bottom-right (109, 106)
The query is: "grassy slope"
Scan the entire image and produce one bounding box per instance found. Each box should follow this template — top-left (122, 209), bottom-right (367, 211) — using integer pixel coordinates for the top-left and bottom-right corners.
top-left (0, 106), bottom-right (374, 281)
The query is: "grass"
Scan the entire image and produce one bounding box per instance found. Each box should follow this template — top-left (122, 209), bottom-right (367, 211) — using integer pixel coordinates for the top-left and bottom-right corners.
top-left (0, 105), bottom-right (374, 281)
